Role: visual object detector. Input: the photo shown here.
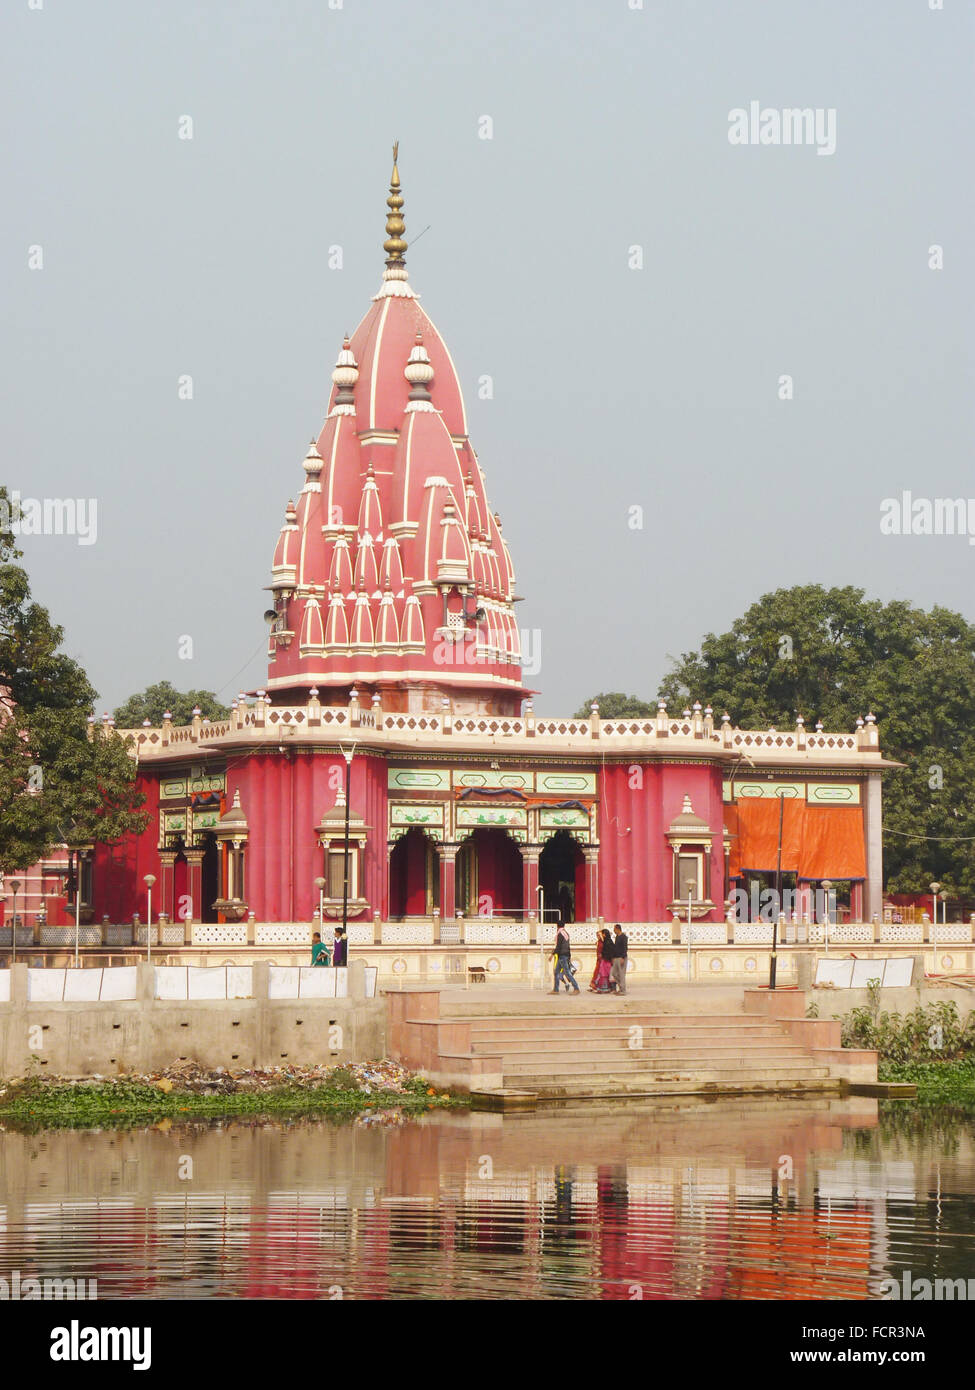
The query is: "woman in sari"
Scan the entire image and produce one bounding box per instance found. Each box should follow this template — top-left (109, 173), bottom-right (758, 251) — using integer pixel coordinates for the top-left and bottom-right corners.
top-left (589, 928), bottom-right (613, 992)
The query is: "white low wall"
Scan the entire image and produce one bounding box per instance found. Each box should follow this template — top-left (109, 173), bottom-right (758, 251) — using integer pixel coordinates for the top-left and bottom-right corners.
top-left (154, 965), bottom-right (253, 1000)
top-left (266, 967), bottom-right (377, 999)
top-left (7, 964), bottom-right (377, 1004)
top-left (26, 967), bottom-right (138, 1002)
top-left (815, 957), bottom-right (915, 989)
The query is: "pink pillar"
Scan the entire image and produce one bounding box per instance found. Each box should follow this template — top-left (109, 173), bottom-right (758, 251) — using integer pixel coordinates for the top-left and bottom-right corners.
top-left (439, 844), bottom-right (457, 920)
top-left (851, 881), bottom-right (864, 922)
top-left (583, 847), bottom-right (600, 921)
top-left (158, 851), bottom-right (176, 920)
top-left (520, 846), bottom-right (540, 920)
top-left (184, 850), bottom-right (204, 923)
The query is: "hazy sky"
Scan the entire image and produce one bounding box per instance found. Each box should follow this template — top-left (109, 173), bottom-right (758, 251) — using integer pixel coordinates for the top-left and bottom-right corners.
top-left (3, 0), bottom-right (973, 718)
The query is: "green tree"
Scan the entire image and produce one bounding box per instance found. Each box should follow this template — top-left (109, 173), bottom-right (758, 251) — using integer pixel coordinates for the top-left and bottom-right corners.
top-left (658, 585), bottom-right (975, 895)
top-left (573, 691), bottom-right (658, 719)
top-left (113, 681), bottom-right (230, 727)
top-left (0, 493), bottom-right (148, 874)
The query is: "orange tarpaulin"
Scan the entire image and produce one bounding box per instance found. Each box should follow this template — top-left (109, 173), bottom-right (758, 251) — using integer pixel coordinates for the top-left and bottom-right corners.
top-left (725, 800), bottom-right (865, 880)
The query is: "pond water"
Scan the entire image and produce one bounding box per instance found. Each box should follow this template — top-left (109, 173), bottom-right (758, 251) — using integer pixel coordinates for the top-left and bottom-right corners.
top-left (1, 1095), bottom-right (973, 1300)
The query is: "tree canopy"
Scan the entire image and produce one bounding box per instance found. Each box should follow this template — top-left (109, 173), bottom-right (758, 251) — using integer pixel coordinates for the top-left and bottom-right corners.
top-left (572, 692), bottom-right (657, 719)
top-left (0, 487), bottom-right (148, 874)
top-left (113, 681), bottom-right (230, 727)
top-left (581, 585), bottom-right (975, 895)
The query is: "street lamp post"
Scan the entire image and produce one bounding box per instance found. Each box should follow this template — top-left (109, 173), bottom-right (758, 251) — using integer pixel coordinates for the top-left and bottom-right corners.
top-left (143, 874), bottom-right (156, 964)
top-left (769, 790), bottom-right (785, 991)
top-left (341, 745), bottom-right (354, 947)
top-left (313, 875), bottom-right (326, 955)
top-left (536, 884), bottom-right (546, 990)
top-left (74, 860), bottom-right (83, 968)
top-left (685, 878), bottom-right (696, 982)
top-left (821, 880), bottom-right (833, 956)
top-left (929, 881), bottom-right (941, 970)
top-left (9, 879), bottom-right (21, 965)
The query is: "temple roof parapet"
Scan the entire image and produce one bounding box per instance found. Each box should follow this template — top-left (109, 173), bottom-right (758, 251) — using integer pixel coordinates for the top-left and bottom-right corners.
top-left (111, 697), bottom-right (893, 770)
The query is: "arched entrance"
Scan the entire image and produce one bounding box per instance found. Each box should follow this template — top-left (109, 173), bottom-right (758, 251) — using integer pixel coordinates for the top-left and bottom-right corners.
top-left (174, 849), bottom-right (188, 924)
top-left (389, 829), bottom-right (440, 918)
top-left (456, 829), bottom-right (523, 916)
top-left (539, 831), bottom-right (586, 924)
top-left (201, 833), bottom-right (219, 923)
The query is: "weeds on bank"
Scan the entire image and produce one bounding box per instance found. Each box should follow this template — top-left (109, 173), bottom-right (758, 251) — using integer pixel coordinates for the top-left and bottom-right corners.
top-left (0, 1073), bottom-right (466, 1132)
top-left (839, 996), bottom-right (975, 1063)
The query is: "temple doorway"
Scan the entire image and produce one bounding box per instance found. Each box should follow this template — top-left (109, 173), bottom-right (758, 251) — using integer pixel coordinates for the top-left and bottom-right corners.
top-left (174, 850), bottom-right (188, 925)
top-left (456, 829), bottom-right (522, 916)
top-left (201, 834), bottom-right (219, 924)
top-left (389, 829), bottom-right (439, 918)
top-left (539, 831), bottom-right (585, 924)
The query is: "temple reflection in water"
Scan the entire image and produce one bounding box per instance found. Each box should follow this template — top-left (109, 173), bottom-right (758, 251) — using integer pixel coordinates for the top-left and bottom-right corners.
top-left (1, 1097), bottom-right (973, 1301)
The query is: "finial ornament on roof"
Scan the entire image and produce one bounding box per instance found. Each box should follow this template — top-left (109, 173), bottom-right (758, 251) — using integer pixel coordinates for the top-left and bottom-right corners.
top-left (405, 330), bottom-right (435, 408)
top-left (331, 336), bottom-right (359, 413)
top-left (384, 142), bottom-right (407, 266)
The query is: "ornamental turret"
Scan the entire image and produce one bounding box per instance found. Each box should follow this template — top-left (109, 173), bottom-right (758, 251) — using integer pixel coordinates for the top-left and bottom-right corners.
top-left (265, 148), bottom-right (527, 714)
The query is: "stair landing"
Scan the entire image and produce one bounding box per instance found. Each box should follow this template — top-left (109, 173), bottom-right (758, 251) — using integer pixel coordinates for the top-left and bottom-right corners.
top-left (386, 987), bottom-right (878, 1102)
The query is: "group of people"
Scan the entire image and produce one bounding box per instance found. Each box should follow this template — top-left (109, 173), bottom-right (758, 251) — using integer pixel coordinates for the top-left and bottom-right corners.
top-left (550, 922), bottom-right (629, 995)
top-left (310, 927), bottom-right (348, 968)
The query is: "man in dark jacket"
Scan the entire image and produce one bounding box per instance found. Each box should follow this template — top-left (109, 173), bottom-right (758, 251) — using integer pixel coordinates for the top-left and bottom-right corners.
top-left (610, 923), bottom-right (628, 996)
top-left (549, 920), bottom-right (580, 994)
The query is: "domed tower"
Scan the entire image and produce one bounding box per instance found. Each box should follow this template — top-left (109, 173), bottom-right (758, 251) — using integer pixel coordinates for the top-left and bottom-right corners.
top-left (266, 147), bottom-right (528, 715)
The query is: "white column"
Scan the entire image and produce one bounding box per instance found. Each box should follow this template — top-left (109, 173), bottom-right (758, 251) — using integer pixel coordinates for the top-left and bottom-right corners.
top-left (863, 772), bottom-right (884, 922)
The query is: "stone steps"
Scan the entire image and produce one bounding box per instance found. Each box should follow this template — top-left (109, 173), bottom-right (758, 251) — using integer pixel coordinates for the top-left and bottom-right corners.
top-left (474, 1006), bottom-right (838, 1095)
top-left (389, 987), bottom-right (867, 1099)
top-left (518, 1075), bottom-right (840, 1099)
top-left (473, 1044), bottom-right (814, 1065)
top-left (500, 1061), bottom-right (828, 1084)
top-left (466, 1026), bottom-right (792, 1046)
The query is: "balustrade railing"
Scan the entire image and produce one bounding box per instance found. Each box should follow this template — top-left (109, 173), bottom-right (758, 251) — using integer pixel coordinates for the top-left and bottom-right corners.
top-left (116, 699), bottom-right (880, 761)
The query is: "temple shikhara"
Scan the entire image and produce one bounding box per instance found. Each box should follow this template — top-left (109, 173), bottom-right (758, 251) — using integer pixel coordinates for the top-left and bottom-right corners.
top-left (9, 153), bottom-right (898, 965)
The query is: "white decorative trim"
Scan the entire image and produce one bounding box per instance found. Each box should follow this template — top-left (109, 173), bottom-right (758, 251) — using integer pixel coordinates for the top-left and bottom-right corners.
top-left (382, 922), bottom-right (435, 944)
top-left (879, 925), bottom-right (925, 943)
top-left (679, 924), bottom-right (727, 945)
top-left (39, 927), bottom-right (101, 946)
top-left (933, 925), bottom-right (973, 943)
top-left (463, 922), bottom-right (530, 944)
top-left (628, 925), bottom-right (673, 945)
top-left (734, 924), bottom-right (775, 944)
top-left (256, 924), bottom-right (310, 946)
top-left (827, 925), bottom-right (875, 944)
top-left (0, 927), bottom-right (33, 946)
top-left (190, 924), bottom-right (248, 946)
top-left (540, 925), bottom-right (598, 945)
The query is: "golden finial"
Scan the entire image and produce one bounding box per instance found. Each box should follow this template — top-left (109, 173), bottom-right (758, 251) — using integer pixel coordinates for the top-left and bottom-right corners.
top-left (383, 141), bottom-right (407, 266)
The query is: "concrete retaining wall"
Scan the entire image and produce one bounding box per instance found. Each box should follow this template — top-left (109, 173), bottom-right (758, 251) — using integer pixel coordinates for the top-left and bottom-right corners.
top-left (0, 962), bottom-right (385, 1078)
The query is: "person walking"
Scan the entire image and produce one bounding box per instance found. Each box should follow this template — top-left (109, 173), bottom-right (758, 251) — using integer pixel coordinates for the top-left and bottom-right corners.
top-left (311, 931), bottom-right (330, 966)
top-left (332, 927), bottom-right (347, 967)
top-left (549, 920), bottom-right (580, 994)
top-left (609, 923), bottom-right (629, 996)
top-left (589, 927), bottom-right (613, 993)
